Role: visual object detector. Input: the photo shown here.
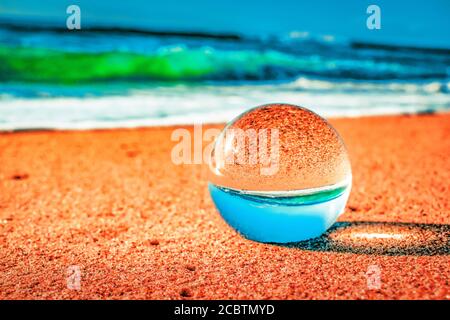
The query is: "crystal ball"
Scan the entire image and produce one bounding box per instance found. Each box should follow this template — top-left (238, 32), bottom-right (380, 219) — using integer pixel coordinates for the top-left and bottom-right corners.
top-left (208, 103), bottom-right (352, 243)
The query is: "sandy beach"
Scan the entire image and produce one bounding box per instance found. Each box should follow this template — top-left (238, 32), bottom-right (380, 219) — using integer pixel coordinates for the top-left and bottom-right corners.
top-left (0, 113), bottom-right (449, 299)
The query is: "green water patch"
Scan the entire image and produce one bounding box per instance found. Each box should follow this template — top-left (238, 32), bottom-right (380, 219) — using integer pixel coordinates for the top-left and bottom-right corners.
top-left (0, 45), bottom-right (306, 83)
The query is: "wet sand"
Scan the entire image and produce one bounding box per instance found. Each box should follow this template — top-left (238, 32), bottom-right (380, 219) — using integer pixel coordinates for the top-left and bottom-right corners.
top-left (0, 113), bottom-right (449, 299)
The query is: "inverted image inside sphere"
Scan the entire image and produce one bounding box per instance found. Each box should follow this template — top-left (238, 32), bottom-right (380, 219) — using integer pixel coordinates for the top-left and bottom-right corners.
top-left (209, 104), bottom-right (351, 192)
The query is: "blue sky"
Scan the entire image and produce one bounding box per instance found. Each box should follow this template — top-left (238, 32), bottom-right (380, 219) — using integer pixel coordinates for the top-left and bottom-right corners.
top-left (1, 0), bottom-right (449, 48)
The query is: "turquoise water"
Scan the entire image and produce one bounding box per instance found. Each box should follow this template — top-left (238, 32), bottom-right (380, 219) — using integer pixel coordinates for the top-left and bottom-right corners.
top-left (0, 23), bottom-right (449, 129)
top-left (209, 183), bottom-right (351, 243)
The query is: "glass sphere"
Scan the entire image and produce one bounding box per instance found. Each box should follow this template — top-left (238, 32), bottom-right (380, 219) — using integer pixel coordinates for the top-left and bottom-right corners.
top-left (208, 103), bottom-right (352, 243)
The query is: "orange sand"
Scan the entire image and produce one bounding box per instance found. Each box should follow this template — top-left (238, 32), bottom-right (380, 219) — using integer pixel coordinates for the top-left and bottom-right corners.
top-left (0, 114), bottom-right (449, 299)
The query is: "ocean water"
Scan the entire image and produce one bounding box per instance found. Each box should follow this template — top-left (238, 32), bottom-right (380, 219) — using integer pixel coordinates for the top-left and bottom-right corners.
top-left (0, 22), bottom-right (449, 130)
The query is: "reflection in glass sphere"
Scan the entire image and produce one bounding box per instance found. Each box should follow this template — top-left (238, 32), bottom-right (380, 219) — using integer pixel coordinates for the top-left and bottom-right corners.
top-left (208, 104), bottom-right (352, 243)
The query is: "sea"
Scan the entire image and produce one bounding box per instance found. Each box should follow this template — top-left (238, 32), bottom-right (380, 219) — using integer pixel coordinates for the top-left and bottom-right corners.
top-left (0, 21), bottom-right (449, 130)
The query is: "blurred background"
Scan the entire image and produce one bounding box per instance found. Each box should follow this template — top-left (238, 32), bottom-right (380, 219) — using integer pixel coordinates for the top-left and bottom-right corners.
top-left (0, 0), bottom-right (449, 130)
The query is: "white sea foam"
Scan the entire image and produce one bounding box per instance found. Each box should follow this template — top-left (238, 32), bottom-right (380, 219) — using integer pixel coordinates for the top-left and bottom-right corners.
top-left (0, 82), bottom-right (449, 130)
